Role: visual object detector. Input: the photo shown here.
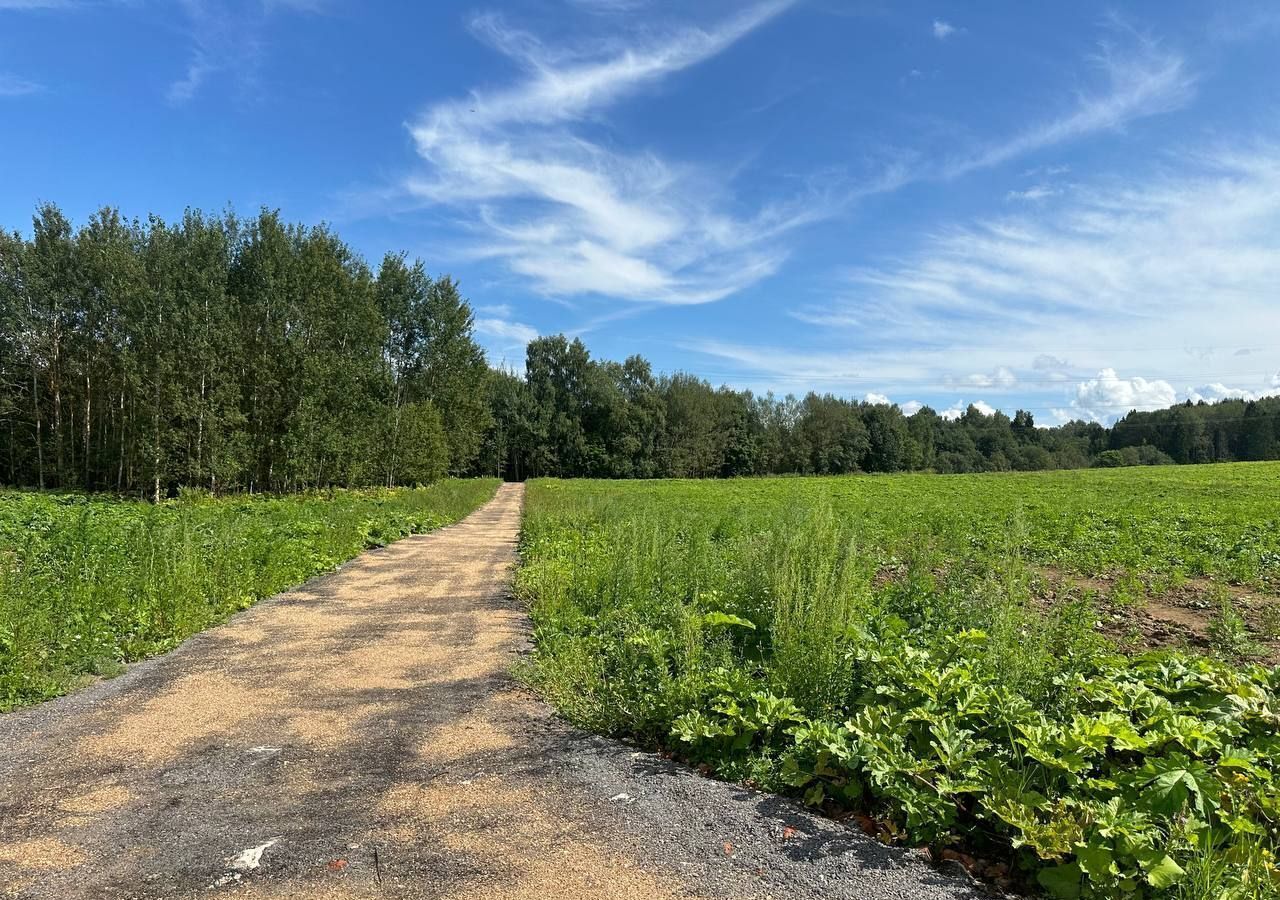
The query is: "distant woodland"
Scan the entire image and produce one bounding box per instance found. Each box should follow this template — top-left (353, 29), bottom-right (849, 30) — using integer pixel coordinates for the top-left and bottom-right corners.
top-left (2, 206), bottom-right (1277, 494)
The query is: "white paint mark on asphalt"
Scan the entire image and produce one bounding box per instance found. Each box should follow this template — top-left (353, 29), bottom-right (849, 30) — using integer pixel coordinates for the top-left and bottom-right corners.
top-left (229, 839), bottom-right (278, 871)
top-left (609, 792), bottom-right (635, 803)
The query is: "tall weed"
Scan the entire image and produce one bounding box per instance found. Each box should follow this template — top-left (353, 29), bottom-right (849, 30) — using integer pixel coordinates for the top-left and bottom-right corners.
top-left (0, 479), bottom-right (498, 709)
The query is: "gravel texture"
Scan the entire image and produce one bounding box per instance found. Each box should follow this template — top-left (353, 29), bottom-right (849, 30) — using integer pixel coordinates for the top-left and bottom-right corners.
top-left (0, 483), bottom-right (978, 899)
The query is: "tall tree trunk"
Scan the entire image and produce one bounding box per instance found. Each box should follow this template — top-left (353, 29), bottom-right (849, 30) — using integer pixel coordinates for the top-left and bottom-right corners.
top-left (387, 382), bottom-right (403, 488)
top-left (50, 320), bottom-right (62, 487)
top-left (153, 305), bottom-right (163, 503)
top-left (195, 371), bottom-right (205, 484)
top-left (116, 389), bottom-right (125, 493)
top-left (52, 383), bottom-right (62, 487)
top-left (68, 403), bottom-right (76, 484)
top-left (83, 375), bottom-right (92, 490)
top-left (32, 365), bottom-right (44, 489)
top-left (152, 395), bottom-right (161, 503)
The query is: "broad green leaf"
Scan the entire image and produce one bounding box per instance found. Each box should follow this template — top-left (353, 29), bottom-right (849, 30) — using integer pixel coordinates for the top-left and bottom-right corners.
top-left (1037, 862), bottom-right (1083, 899)
top-left (1135, 850), bottom-right (1185, 889)
top-left (1075, 843), bottom-right (1115, 878)
top-left (702, 611), bottom-right (756, 630)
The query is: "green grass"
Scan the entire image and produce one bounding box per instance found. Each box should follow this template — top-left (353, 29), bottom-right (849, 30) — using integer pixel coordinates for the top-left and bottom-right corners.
top-left (517, 464), bottom-right (1280, 899)
top-left (0, 478), bottom-right (498, 709)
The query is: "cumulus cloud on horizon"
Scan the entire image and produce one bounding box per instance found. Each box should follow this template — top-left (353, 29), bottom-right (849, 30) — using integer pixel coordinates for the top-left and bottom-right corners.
top-left (1063, 368), bottom-right (1280, 423)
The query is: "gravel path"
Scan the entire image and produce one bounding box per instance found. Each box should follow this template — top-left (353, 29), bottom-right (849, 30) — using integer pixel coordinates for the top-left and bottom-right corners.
top-left (0, 483), bottom-right (976, 899)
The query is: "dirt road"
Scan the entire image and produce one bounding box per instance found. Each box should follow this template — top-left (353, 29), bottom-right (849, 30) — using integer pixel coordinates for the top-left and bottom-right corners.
top-left (0, 483), bottom-right (973, 899)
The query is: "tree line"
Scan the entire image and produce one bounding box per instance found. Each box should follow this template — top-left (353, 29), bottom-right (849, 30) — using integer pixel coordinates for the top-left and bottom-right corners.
top-left (481, 335), bottom-right (1280, 479)
top-left (0, 205), bottom-right (489, 498)
top-left (3, 205), bottom-right (1277, 495)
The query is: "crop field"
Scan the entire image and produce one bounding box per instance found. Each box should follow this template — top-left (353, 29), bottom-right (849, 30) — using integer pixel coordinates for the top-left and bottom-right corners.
top-left (518, 463), bottom-right (1280, 899)
top-left (0, 479), bottom-right (498, 710)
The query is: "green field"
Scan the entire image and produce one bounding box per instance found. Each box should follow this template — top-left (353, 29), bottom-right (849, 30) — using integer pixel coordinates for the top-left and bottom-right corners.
top-left (0, 479), bottom-right (498, 709)
top-left (518, 464), bottom-right (1280, 899)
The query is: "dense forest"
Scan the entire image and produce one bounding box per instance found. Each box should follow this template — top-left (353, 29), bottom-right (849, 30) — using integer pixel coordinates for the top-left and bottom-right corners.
top-left (0, 205), bottom-right (489, 497)
top-left (3, 205), bottom-right (1278, 494)
top-left (483, 335), bottom-right (1280, 479)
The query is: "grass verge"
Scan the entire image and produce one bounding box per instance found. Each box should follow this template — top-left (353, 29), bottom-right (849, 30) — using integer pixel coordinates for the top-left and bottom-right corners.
top-left (0, 478), bottom-right (499, 709)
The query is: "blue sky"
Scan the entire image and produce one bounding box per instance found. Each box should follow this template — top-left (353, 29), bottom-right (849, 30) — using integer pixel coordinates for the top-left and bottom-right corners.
top-left (2, 0), bottom-right (1279, 423)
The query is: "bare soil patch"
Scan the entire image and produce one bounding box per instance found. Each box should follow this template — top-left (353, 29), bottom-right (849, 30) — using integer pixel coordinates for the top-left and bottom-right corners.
top-left (1036, 566), bottom-right (1280, 665)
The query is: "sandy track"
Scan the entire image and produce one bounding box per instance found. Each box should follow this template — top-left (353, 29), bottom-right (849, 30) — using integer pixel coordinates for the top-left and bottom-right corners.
top-left (0, 483), bottom-right (972, 899)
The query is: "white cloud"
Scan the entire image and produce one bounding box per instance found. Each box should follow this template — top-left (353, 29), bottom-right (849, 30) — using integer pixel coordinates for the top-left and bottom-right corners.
top-left (475, 316), bottom-right (538, 347)
top-left (789, 306), bottom-right (861, 328)
top-left (1031, 355), bottom-right (1075, 382)
top-left (0, 73), bottom-right (42, 96)
top-left (824, 29), bottom-right (1190, 199)
top-left (1071, 368), bottom-right (1176, 422)
top-left (953, 366), bottom-right (1017, 389)
top-left (568, 0), bottom-right (649, 12)
top-left (864, 393), bottom-right (931, 415)
top-left (167, 0), bottom-right (322, 105)
top-left (167, 56), bottom-right (213, 105)
top-left (1070, 371), bottom-right (1278, 422)
top-left (405, 2), bottom-right (820, 305)
top-left (807, 144), bottom-right (1280, 403)
top-left (932, 19), bottom-right (956, 40)
top-left (263, 0), bottom-right (329, 10)
top-left (945, 32), bottom-right (1193, 178)
top-left (1033, 354), bottom-right (1072, 372)
top-left (476, 303), bottom-right (514, 317)
top-left (940, 400), bottom-right (996, 420)
top-left (1007, 185), bottom-right (1060, 202)
top-left (682, 339), bottom-right (859, 384)
top-left (1271, 372), bottom-right (1280, 389)
top-left (1184, 382), bottom-right (1273, 404)
top-left (1023, 164), bottom-right (1071, 178)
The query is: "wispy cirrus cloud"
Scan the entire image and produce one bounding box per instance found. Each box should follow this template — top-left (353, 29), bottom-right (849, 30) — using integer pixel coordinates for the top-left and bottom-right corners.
top-left (709, 142), bottom-right (1280, 418)
top-left (845, 145), bottom-right (1280, 337)
top-left (567, 0), bottom-right (650, 13)
top-left (404, 2), bottom-right (819, 306)
top-left (475, 316), bottom-right (538, 348)
top-left (0, 0), bottom-right (87, 95)
top-left (167, 0), bottom-right (324, 105)
top-left (389, 15), bottom-right (1189, 313)
top-left (1007, 184), bottom-right (1061, 202)
top-left (811, 27), bottom-right (1195, 212)
top-left (0, 73), bottom-right (42, 96)
top-left (943, 30), bottom-right (1194, 178)
top-left (0, 0), bottom-right (74, 8)
top-left (931, 19), bottom-right (957, 40)
top-left (949, 367), bottom-right (1017, 389)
